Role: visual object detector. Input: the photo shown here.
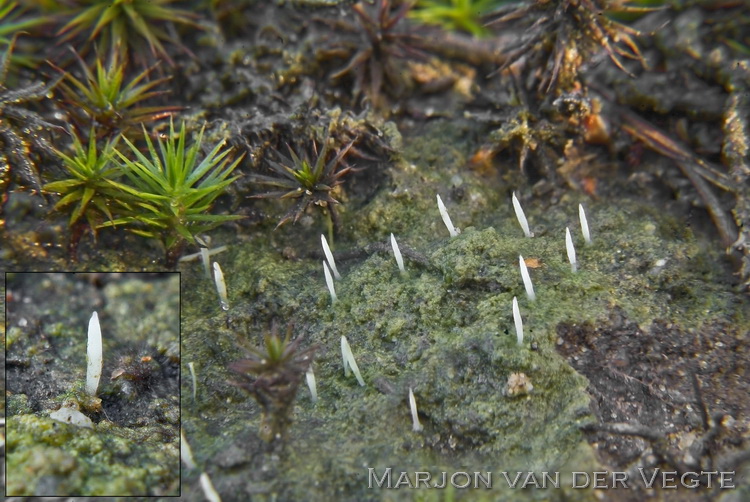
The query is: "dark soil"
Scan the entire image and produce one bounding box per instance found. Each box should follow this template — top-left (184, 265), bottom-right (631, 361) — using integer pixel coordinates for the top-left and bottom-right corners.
top-left (557, 307), bottom-right (749, 501)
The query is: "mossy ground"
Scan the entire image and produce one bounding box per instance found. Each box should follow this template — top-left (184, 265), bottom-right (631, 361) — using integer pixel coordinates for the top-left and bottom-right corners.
top-left (2, 96), bottom-right (747, 502)
top-left (178, 119), bottom-right (748, 501)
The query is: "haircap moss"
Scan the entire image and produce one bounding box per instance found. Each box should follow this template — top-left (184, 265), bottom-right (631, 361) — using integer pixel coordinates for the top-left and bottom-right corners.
top-left (228, 328), bottom-right (316, 442)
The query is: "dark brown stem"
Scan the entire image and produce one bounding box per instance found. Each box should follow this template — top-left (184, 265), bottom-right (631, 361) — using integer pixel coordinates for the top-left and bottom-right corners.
top-left (165, 240), bottom-right (186, 269)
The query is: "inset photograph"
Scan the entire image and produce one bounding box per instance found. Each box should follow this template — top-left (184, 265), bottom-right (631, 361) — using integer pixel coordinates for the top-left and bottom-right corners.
top-left (5, 272), bottom-right (180, 497)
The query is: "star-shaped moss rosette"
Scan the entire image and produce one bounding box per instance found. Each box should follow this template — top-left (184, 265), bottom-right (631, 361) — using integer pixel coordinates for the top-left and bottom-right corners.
top-left (44, 128), bottom-right (122, 230)
top-left (331, 0), bottom-right (428, 108)
top-left (54, 49), bottom-right (179, 138)
top-left (251, 133), bottom-right (356, 232)
top-left (103, 120), bottom-right (244, 265)
top-left (56, 0), bottom-right (198, 66)
top-left (486, 0), bottom-right (649, 92)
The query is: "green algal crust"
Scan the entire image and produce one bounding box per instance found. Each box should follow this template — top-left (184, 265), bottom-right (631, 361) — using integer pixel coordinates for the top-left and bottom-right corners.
top-left (6, 414), bottom-right (178, 496)
top-left (178, 119), bottom-right (746, 500)
top-left (5, 274), bottom-right (179, 496)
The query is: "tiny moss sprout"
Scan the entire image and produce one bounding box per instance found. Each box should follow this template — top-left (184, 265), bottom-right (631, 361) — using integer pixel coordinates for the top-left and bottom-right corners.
top-left (188, 362), bottom-right (197, 402)
top-left (180, 428), bottom-right (196, 470)
top-left (213, 261), bottom-right (229, 310)
top-left (321, 234), bottom-right (342, 279)
top-left (579, 203), bottom-right (591, 244)
top-left (340, 335), bottom-right (365, 386)
top-left (512, 296), bottom-right (523, 346)
top-left (305, 365), bottom-right (318, 404)
top-left (229, 327), bottom-right (316, 442)
top-left (512, 191), bottom-right (532, 238)
top-left (181, 430), bottom-right (221, 501)
top-left (410, 0), bottom-right (501, 37)
top-left (436, 193), bottom-right (459, 237)
top-left (199, 473), bottom-right (221, 502)
top-left (390, 232), bottom-right (406, 274)
top-left (565, 226), bottom-right (577, 272)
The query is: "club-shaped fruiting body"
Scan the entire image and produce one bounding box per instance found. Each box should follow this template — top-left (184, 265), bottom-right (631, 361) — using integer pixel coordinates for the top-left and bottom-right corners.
top-left (321, 234), bottom-right (341, 279)
top-left (180, 429), bottom-right (197, 470)
top-left (408, 387), bottom-right (423, 432)
top-left (200, 472), bottom-right (222, 502)
top-left (178, 245), bottom-right (228, 271)
top-left (579, 203), bottom-right (591, 244)
top-left (213, 262), bottom-right (229, 310)
top-left (437, 194), bottom-right (459, 238)
top-left (565, 227), bottom-right (577, 273)
top-left (518, 255), bottom-right (536, 301)
top-left (86, 311), bottom-right (102, 396)
top-left (512, 192), bottom-right (533, 238)
top-left (323, 261), bottom-right (338, 303)
top-left (50, 404), bottom-right (94, 428)
top-left (390, 233), bottom-right (405, 274)
top-left (512, 296), bottom-right (523, 346)
top-left (306, 365), bottom-right (318, 403)
top-left (188, 362), bottom-right (197, 402)
top-left (200, 248), bottom-right (210, 279)
top-left (340, 335), bottom-right (365, 386)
